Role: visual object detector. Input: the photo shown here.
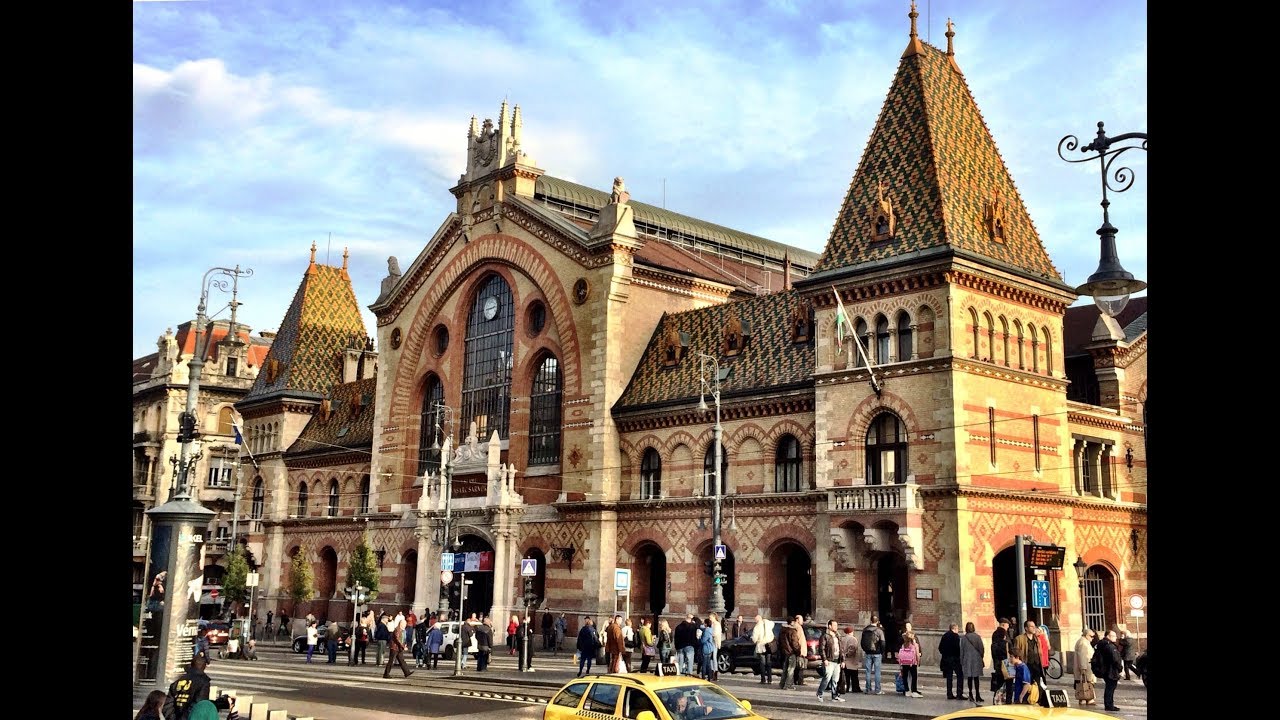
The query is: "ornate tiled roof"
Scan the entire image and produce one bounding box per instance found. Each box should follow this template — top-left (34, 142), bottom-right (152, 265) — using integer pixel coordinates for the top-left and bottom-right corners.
top-left (613, 290), bottom-right (814, 411)
top-left (813, 35), bottom-right (1061, 283)
top-left (286, 376), bottom-right (377, 458)
top-left (243, 258), bottom-right (368, 401)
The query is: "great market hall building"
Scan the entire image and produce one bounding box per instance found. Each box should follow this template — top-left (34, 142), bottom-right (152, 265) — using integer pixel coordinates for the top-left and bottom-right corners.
top-left (231, 7), bottom-right (1147, 663)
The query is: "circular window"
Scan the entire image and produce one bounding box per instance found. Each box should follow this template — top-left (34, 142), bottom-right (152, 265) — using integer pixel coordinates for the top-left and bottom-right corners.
top-left (527, 300), bottom-right (547, 336)
top-left (432, 325), bottom-right (449, 356)
top-left (572, 278), bottom-right (589, 305)
top-left (389, 327), bottom-right (402, 349)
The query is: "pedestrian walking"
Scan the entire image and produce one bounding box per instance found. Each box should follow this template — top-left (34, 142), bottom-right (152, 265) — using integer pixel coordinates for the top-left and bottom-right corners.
top-left (898, 630), bottom-right (922, 697)
top-left (839, 625), bottom-right (861, 694)
top-left (656, 619), bottom-right (675, 676)
top-left (815, 620), bottom-right (844, 702)
top-left (305, 620), bottom-right (318, 663)
top-left (861, 615), bottom-right (886, 695)
top-left (606, 614), bottom-right (626, 674)
top-left (476, 616), bottom-right (493, 671)
top-left (576, 616), bottom-right (600, 677)
top-left (542, 611), bottom-right (555, 651)
top-left (939, 622), bottom-right (963, 699)
top-left (637, 617), bottom-right (656, 673)
top-left (555, 612), bottom-right (567, 654)
top-left (1073, 627), bottom-right (1097, 706)
top-left (751, 615), bottom-right (775, 685)
top-left (266, 610), bottom-right (274, 634)
top-left (1096, 629), bottom-right (1123, 711)
top-left (779, 615), bottom-right (805, 691)
top-left (426, 622), bottom-right (444, 669)
top-left (382, 615), bottom-right (414, 679)
top-left (1118, 630), bottom-right (1138, 680)
top-left (374, 613), bottom-right (389, 666)
top-left (699, 616), bottom-right (718, 680)
top-left (325, 619), bottom-right (340, 663)
top-left (960, 621), bottom-right (986, 703)
top-left (622, 617), bottom-right (636, 672)
top-left (163, 655), bottom-right (212, 720)
top-left (990, 618), bottom-right (1012, 704)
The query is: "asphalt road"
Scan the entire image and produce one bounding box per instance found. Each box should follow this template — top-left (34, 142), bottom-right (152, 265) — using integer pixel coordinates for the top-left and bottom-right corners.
top-left (133, 640), bottom-right (1148, 719)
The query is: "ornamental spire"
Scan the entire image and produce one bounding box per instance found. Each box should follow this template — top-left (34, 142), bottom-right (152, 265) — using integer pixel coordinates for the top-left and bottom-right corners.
top-left (902, 1), bottom-right (925, 58)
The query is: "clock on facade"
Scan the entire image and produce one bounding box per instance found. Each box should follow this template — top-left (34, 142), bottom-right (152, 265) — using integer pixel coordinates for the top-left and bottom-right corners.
top-left (483, 296), bottom-right (499, 320)
top-left (390, 327), bottom-right (402, 349)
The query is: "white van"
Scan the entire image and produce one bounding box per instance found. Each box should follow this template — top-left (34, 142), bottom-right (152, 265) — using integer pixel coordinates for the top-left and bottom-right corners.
top-left (434, 620), bottom-right (479, 659)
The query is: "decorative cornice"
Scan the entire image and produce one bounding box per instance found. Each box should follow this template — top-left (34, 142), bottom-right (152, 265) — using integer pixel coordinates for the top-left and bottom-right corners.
top-left (615, 394), bottom-right (814, 432)
top-left (943, 269), bottom-right (1069, 313)
top-left (501, 200), bottom-right (618, 270)
top-left (1066, 410), bottom-right (1131, 431)
top-left (919, 484), bottom-right (1146, 514)
top-left (809, 270), bottom-right (949, 309)
top-left (287, 451), bottom-right (369, 469)
top-left (557, 491), bottom-right (824, 519)
top-left (376, 217), bottom-right (462, 326)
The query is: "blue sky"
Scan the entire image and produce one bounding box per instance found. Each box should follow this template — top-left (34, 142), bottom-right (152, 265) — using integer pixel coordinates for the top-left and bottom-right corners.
top-left (133, 0), bottom-right (1147, 359)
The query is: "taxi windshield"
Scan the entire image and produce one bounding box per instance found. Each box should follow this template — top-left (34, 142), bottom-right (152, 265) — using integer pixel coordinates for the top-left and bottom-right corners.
top-left (653, 685), bottom-right (751, 720)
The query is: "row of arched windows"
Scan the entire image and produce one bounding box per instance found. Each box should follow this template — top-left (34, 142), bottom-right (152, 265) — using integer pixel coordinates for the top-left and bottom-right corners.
top-left (247, 420), bottom-right (282, 455)
top-left (635, 412), bottom-right (909, 498)
top-left (284, 475), bottom-right (372, 518)
top-left (967, 308), bottom-right (1054, 375)
top-left (417, 273), bottom-right (564, 476)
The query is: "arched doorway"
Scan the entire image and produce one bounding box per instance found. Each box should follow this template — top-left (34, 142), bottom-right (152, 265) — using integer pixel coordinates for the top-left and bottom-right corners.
top-left (721, 549), bottom-right (736, 616)
top-left (317, 546), bottom-right (338, 621)
top-left (768, 542), bottom-right (811, 619)
top-left (993, 545), bottom-right (1063, 628)
top-left (525, 547), bottom-right (547, 603)
top-left (634, 543), bottom-right (667, 620)
top-left (873, 552), bottom-right (909, 654)
top-left (443, 534), bottom-right (495, 620)
top-left (403, 550), bottom-right (418, 607)
top-left (1083, 565), bottom-right (1117, 634)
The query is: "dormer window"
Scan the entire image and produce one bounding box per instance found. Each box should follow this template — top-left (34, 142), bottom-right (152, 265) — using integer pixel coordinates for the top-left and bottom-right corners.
top-left (792, 303), bottom-right (812, 343)
top-left (985, 189), bottom-right (1008, 243)
top-left (870, 179), bottom-right (896, 241)
top-left (661, 328), bottom-right (689, 368)
top-left (226, 356), bottom-right (238, 377)
top-left (722, 317), bottom-right (752, 357)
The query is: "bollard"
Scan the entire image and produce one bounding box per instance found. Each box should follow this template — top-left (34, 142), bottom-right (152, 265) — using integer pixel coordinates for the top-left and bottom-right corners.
top-left (267, 711), bottom-right (288, 720)
top-left (247, 701), bottom-right (268, 720)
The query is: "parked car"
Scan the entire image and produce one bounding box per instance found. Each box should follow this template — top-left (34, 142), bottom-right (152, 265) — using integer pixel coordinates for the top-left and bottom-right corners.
top-left (929, 706), bottom-right (1114, 719)
top-left (544, 673), bottom-right (766, 720)
top-left (715, 620), bottom-right (824, 677)
top-left (291, 621), bottom-right (352, 654)
top-left (201, 620), bottom-right (231, 647)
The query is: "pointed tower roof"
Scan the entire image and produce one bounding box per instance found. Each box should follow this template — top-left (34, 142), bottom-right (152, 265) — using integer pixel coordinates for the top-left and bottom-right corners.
top-left (812, 6), bottom-right (1062, 284)
top-left (243, 249), bottom-right (369, 401)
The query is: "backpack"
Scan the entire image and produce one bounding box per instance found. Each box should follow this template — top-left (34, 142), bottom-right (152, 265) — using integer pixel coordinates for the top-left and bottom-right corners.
top-left (861, 626), bottom-right (881, 654)
top-left (1090, 647), bottom-right (1107, 677)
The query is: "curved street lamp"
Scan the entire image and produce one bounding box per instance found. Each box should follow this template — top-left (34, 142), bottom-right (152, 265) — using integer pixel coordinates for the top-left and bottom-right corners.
top-left (1058, 122), bottom-right (1147, 318)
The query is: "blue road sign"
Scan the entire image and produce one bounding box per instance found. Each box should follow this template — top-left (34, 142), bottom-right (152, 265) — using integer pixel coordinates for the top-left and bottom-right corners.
top-left (1031, 579), bottom-right (1050, 609)
top-left (714, 544), bottom-right (727, 561)
top-left (440, 552), bottom-right (454, 571)
top-left (521, 558), bottom-right (538, 577)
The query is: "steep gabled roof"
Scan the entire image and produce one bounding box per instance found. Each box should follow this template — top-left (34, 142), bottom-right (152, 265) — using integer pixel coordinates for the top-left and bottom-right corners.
top-left (614, 290), bottom-right (814, 412)
top-left (286, 376), bottom-right (378, 458)
top-left (243, 255), bottom-right (368, 401)
top-left (814, 32), bottom-right (1061, 284)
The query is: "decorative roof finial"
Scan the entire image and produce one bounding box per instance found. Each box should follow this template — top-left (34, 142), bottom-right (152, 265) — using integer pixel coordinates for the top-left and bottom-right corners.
top-left (342, 246), bottom-right (349, 270)
top-left (946, 17), bottom-right (955, 56)
top-left (309, 240), bottom-right (317, 263)
top-left (902, 1), bottom-right (925, 58)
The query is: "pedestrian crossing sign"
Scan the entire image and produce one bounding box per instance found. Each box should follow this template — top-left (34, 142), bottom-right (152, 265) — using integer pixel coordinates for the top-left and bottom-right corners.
top-left (521, 558), bottom-right (538, 577)
top-left (714, 544), bottom-right (727, 561)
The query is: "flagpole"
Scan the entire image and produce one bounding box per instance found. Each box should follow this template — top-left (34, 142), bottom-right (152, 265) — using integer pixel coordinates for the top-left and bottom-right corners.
top-left (832, 286), bottom-right (882, 394)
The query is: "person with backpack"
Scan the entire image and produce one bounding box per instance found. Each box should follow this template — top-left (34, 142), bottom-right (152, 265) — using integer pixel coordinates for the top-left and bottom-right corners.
top-left (1095, 629), bottom-right (1124, 712)
top-left (839, 625), bottom-right (862, 694)
top-left (990, 618), bottom-right (1012, 704)
top-left (751, 615), bottom-right (774, 684)
top-left (163, 655), bottom-right (212, 720)
top-left (861, 615), bottom-right (886, 695)
top-left (897, 631), bottom-right (922, 697)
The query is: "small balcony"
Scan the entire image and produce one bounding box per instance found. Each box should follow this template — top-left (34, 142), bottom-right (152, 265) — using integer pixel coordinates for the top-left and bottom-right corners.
top-left (133, 483), bottom-right (152, 502)
top-left (827, 482), bottom-right (921, 512)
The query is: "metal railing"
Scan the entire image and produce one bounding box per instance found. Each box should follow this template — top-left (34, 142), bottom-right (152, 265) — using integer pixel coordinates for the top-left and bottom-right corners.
top-left (828, 483), bottom-right (915, 511)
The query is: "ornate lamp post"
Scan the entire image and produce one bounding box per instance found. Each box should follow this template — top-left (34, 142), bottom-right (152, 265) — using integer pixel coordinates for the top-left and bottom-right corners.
top-left (1073, 556), bottom-right (1089, 634)
top-left (430, 402), bottom-right (458, 621)
top-left (697, 352), bottom-right (732, 615)
top-left (1058, 122), bottom-right (1147, 317)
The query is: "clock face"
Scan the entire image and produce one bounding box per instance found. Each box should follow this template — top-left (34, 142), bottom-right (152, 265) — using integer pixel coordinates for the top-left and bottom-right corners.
top-left (483, 296), bottom-right (499, 320)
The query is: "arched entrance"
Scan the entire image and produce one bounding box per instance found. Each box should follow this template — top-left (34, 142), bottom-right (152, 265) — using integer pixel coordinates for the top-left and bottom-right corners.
top-left (721, 549), bottom-right (736, 616)
top-left (403, 550), bottom-right (418, 607)
top-left (873, 552), bottom-right (908, 653)
top-left (634, 543), bottom-right (667, 620)
top-left (443, 534), bottom-right (495, 620)
top-left (317, 546), bottom-right (338, 621)
top-left (525, 547), bottom-right (547, 603)
top-left (993, 545), bottom-right (1062, 628)
top-left (768, 542), bottom-right (811, 619)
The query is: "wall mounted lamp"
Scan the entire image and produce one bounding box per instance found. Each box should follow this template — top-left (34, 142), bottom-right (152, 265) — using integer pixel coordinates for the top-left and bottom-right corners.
top-left (551, 543), bottom-right (576, 573)
top-left (1125, 446), bottom-right (1133, 469)
top-left (375, 548), bottom-right (386, 569)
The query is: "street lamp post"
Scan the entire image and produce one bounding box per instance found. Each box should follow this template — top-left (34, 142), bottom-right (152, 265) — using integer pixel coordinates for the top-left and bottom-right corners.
top-left (431, 403), bottom-right (457, 622)
top-left (1073, 556), bottom-right (1089, 633)
top-left (1058, 122), bottom-right (1147, 318)
top-left (697, 352), bottom-right (732, 616)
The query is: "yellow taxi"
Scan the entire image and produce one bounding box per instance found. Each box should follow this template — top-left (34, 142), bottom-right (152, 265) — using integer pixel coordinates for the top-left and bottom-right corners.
top-left (930, 706), bottom-right (1116, 720)
top-left (543, 674), bottom-right (768, 720)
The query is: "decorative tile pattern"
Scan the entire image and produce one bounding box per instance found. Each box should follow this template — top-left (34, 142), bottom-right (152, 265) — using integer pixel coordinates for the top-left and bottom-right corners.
top-left (815, 42), bottom-right (1061, 282)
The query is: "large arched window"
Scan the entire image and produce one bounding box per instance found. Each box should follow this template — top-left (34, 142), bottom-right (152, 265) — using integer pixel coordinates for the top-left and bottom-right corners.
top-left (875, 316), bottom-right (891, 363)
top-left (1042, 325), bottom-right (1054, 376)
top-left (327, 479), bottom-right (339, 517)
top-left (896, 310), bottom-right (912, 362)
top-left (1029, 326), bottom-right (1040, 373)
top-left (217, 407), bottom-right (234, 435)
top-left (462, 275), bottom-right (515, 441)
top-left (640, 448), bottom-right (661, 500)
top-left (866, 412), bottom-right (908, 485)
top-left (418, 375), bottom-right (444, 478)
top-left (528, 354), bottom-right (562, 466)
top-left (984, 312), bottom-right (996, 362)
top-left (999, 316), bottom-right (1010, 366)
top-left (969, 308), bottom-right (980, 359)
top-left (775, 434), bottom-right (802, 492)
top-left (296, 482), bottom-right (308, 517)
top-left (359, 475), bottom-right (370, 514)
top-left (251, 478), bottom-right (264, 519)
top-left (703, 443), bottom-right (728, 496)
top-left (1013, 320), bottom-right (1025, 370)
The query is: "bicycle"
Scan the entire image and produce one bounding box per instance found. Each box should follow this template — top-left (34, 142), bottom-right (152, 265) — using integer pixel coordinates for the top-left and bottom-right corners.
top-left (1045, 650), bottom-right (1063, 680)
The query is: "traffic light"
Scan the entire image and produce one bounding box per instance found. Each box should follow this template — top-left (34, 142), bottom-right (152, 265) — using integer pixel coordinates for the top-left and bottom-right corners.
top-left (177, 411), bottom-right (199, 442)
top-left (522, 576), bottom-right (536, 606)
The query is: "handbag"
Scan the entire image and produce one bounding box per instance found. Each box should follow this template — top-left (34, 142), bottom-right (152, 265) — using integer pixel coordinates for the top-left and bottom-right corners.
top-left (1001, 658), bottom-right (1015, 680)
top-left (1075, 679), bottom-right (1095, 702)
top-left (643, 644), bottom-right (656, 657)
top-left (894, 672), bottom-right (907, 694)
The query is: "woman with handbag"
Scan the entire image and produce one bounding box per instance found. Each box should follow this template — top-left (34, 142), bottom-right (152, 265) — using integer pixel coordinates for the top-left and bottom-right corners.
top-left (960, 621), bottom-right (986, 703)
top-left (656, 619), bottom-right (675, 677)
top-left (897, 631), bottom-right (922, 697)
top-left (1073, 628), bottom-right (1098, 705)
top-left (991, 619), bottom-right (1012, 704)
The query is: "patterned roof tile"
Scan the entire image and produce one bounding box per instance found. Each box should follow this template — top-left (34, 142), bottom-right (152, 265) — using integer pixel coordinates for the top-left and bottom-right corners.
top-left (286, 376), bottom-right (378, 457)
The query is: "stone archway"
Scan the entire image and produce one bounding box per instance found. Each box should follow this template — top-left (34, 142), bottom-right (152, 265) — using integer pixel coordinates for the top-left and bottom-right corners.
top-left (634, 542), bottom-right (668, 620)
top-left (316, 546), bottom-right (338, 621)
top-left (767, 542), bottom-right (812, 619)
top-left (443, 534), bottom-right (495, 621)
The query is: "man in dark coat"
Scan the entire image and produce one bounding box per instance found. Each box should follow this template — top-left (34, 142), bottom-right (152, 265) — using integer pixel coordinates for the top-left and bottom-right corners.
top-left (383, 617), bottom-right (414, 678)
top-left (938, 622), bottom-right (963, 699)
top-left (542, 611), bottom-right (555, 651)
top-left (1097, 630), bottom-right (1124, 711)
top-left (576, 616), bottom-right (600, 677)
top-left (163, 655), bottom-right (212, 720)
top-left (779, 615), bottom-right (805, 691)
top-left (674, 614), bottom-right (698, 676)
top-left (1118, 630), bottom-right (1138, 680)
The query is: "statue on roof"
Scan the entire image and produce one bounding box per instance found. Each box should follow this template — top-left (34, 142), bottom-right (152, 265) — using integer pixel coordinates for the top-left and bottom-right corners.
top-left (610, 177), bottom-right (630, 205)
